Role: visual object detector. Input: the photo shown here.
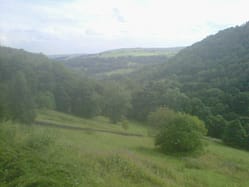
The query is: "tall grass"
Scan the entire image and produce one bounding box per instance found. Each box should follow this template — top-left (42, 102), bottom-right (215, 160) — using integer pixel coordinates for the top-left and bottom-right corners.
top-left (1, 112), bottom-right (249, 186)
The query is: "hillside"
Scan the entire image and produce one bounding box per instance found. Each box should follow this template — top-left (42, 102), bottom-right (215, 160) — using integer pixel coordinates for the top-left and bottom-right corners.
top-left (0, 46), bottom-right (133, 124)
top-left (1, 110), bottom-right (249, 187)
top-left (129, 22), bottom-right (249, 147)
top-left (159, 22), bottom-right (249, 120)
top-left (1, 22), bottom-right (249, 187)
top-left (160, 22), bottom-right (249, 83)
top-left (52, 47), bottom-right (183, 77)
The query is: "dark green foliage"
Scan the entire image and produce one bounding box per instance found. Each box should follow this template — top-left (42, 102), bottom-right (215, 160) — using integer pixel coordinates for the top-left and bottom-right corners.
top-left (131, 80), bottom-right (190, 121)
top-left (149, 108), bottom-right (207, 154)
top-left (230, 92), bottom-right (249, 116)
top-left (206, 115), bottom-right (227, 138)
top-left (222, 120), bottom-right (247, 148)
top-left (0, 46), bottom-right (131, 123)
top-left (0, 84), bottom-right (8, 121)
top-left (128, 22), bottom-right (249, 150)
top-left (54, 85), bottom-right (71, 113)
top-left (71, 80), bottom-right (102, 118)
top-left (36, 91), bottom-right (56, 109)
top-left (102, 82), bottom-right (131, 123)
top-left (8, 72), bottom-right (36, 124)
top-left (189, 98), bottom-right (211, 121)
top-left (148, 107), bottom-right (176, 130)
top-left (244, 123), bottom-right (249, 150)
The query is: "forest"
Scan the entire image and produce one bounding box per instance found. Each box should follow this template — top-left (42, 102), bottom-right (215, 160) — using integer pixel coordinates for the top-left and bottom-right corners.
top-left (1, 22), bottom-right (249, 150)
top-left (0, 21), bottom-right (249, 187)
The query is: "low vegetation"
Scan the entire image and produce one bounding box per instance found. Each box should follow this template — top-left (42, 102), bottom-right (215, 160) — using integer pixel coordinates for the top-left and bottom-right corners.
top-left (148, 108), bottom-right (207, 154)
top-left (0, 111), bottom-right (249, 187)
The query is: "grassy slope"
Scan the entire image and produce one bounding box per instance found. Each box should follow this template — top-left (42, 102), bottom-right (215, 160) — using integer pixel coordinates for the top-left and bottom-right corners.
top-left (36, 110), bottom-right (147, 135)
top-left (1, 110), bottom-right (249, 187)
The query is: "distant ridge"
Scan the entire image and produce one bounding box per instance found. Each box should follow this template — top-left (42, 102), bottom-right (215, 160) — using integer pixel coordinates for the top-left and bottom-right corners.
top-left (51, 47), bottom-right (184, 77)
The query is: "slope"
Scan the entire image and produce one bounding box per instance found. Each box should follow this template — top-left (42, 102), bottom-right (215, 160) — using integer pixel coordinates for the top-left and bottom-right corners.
top-left (158, 22), bottom-right (249, 120)
top-left (1, 110), bottom-right (249, 187)
top-left (129, 22), bottom-right (249, 147)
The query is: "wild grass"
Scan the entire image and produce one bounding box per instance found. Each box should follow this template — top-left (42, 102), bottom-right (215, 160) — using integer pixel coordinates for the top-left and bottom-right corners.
top-left (37, 110), bottom-right (147, 135)
top-left (1, 110), bottom-right (249, 186)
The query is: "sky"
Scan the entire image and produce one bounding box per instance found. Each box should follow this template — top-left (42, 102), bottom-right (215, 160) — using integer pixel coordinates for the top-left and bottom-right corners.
top-left (0, 0), bottom-right (249, 54)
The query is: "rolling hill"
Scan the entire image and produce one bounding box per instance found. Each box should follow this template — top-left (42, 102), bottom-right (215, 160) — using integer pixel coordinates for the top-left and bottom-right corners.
top-left (50, 47), bottom-right (183, 77)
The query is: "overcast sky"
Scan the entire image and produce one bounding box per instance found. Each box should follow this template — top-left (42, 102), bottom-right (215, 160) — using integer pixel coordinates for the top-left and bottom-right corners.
top-left (0, 0), bottom-right (249, 54)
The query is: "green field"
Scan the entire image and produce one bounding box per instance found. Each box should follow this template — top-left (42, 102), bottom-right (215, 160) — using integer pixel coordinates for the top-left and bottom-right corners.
top-left (1, 110), bottom-right (249, 187)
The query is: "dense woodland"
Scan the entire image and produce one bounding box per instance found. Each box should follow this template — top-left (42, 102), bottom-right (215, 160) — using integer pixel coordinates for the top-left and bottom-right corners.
top-left (135, 24), bottom-right (249, 149)
top-left (1, 22), bottom-right (249, 150)
top-left (0, 47), bottom-right (132, 124)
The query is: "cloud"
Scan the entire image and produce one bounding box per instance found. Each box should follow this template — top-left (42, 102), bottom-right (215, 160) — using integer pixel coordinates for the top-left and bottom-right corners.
top-left (0, 0), bottom-right (249, 54)
top-left (112, 8), bottom-right (125, 23)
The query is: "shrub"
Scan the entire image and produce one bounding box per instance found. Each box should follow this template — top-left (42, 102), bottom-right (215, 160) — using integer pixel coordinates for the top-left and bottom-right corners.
top-left (149, 108), bottom-right (207, 154)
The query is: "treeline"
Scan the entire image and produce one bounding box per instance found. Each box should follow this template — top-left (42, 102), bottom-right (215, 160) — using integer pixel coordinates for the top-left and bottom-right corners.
top-left (1, 22), bottom-right (249, 151)
top-left (129, 79), bottom-right (249, 150)
top-left (61, 55), bottom-right (169, 76)
top-left (128, 22), bottom-right (249, 150)
top-left (0, 47), bottom-right (130, 124)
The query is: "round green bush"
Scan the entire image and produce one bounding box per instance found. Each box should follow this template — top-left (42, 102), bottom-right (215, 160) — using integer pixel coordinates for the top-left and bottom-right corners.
top-left (149, 108), bottom-right (207, 154)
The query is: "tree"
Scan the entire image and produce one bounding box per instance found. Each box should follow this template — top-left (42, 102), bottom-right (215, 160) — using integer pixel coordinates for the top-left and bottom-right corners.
top-left (71, 81), bottom-right (102, 118)
top-left (8, 72), bottom-right (36, 123)
top-left (222, 120), bottom-right (247, 148)
top-left (0, 83), bottom-right (8, 121)
top-left (131, 80), bottom-right (190, 121)
top-left (148, 107), bottom-right (176, 131)
top-left (206, 115), bottom-right (227, 138)
top-left (36, 91), bottom-right (55, 109)
top-left (230, 92), bottom-right (249, 116)
top-left (189, 98), bottom-right (211, 122)
top-left (54, 85), bottom-right (71, 113)
top-left (102, 82), bottom-right (131, 123)
top-left (240, 117), bottom-right (249, 150)
top-left (149, 108), bottom-right (207, 154)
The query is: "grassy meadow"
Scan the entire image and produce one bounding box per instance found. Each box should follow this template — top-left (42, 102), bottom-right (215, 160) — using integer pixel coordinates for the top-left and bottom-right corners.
top-left (1, 110), bottom-right (249, 187)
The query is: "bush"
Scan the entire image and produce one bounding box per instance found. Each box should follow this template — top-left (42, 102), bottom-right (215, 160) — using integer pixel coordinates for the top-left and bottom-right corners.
top-left (149, 108), bottom-right (207, 154)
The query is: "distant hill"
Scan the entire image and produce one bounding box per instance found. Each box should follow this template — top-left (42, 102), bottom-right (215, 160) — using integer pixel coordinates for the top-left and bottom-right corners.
top-left (97, 47), bottom-right (184, 57)
top-left (51, 47), bottom-right (183, 77)
top-left (49, 54), bottom-right (84, 61)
